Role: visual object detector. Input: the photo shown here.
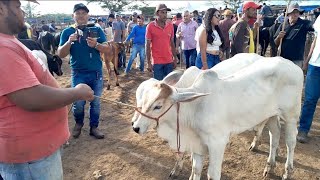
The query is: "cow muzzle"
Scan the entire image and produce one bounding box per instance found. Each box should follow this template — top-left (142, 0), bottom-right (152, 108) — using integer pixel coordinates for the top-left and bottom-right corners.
top-left (133, 127), bottom-right (140, 133)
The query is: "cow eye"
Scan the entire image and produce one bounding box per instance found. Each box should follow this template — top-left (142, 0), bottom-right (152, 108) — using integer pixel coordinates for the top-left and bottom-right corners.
top-left (153, 105), bottom-right (162, 110)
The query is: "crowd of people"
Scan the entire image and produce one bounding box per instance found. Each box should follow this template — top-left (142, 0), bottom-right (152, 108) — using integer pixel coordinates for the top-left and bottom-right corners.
top-left (0, 0), bottom-right (319, 179)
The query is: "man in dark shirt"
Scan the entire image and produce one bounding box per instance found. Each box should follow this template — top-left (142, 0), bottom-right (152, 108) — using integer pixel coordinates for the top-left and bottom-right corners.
top-left (274, 3), bottom-right (314, 67)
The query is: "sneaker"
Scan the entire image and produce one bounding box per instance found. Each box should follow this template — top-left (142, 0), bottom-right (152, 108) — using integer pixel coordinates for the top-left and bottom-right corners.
top-left (297, 131), bottom-right (309, 143)
top-left (72, 123), bottom-right (83, 138)
top-left (90, 127), bottom-right (105, 139)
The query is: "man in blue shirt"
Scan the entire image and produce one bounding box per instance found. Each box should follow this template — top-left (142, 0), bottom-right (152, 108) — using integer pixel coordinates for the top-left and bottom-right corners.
top-left (58, 3), bottom-right (110, 139)
top-left (124, 15), bottom-right (146, 74)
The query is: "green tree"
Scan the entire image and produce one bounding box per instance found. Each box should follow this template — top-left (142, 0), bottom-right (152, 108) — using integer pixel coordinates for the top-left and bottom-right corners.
top-left (139, 6), bottom-right (156, 16)
top-left (22, 1), bottom-right (39, 18)
top-left (85, 0), bottom-right (148, 14)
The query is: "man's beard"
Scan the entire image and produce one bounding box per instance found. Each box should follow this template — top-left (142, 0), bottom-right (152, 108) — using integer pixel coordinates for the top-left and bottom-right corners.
top-left (5, 8), bottom-right (25, 35)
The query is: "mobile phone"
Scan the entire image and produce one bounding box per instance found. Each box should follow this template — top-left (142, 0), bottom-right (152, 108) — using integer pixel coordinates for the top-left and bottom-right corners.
top-left (88, 27), bottom-right (99, 39)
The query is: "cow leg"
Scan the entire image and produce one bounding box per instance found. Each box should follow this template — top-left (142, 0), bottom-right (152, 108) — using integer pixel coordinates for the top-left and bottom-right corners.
top-left (263, 116), bottom-right (280, 177)
top-left (114, 67), bottom-right (120, 86)
top-left (206, 137), bottom-right (228, 180)
top-left (249, 120), bottom-right (267, 151)
top-left (189, 153), bottom-right (204, 180)
top-left (282, 121), bottom-right (297, 180)
top-left (169, 153), bottom-right (185, 178)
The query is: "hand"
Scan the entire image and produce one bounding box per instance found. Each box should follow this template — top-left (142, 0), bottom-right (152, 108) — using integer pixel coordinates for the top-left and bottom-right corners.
top-left (173, 56), bottom-right (178, 69)
top-left (68, 33), bottom-right (78, 44)
top-left (253, 22), bottom-right (259, 29)
top-left (74, 84), bottom-right (95, 101)
top-left (178, 31), bottom-right (183, 39)
top-left (86, 37), bottom-right (98, 48)
top-left (219, 51), bottom-right (224, 60)
top-left (277, 31), bottom-right (286, 39)
top-left (202, 63), bottom-right (208, 70)
top-left (302, 62), bottom-right (308, 75)
top-left (147, 62), bottom-right (153, 72)
top-left (175, 47), bottom-right (179, 54)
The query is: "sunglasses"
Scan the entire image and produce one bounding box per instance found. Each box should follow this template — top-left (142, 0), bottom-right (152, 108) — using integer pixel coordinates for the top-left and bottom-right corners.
top-left (214, 14), bottom-right (221, 18)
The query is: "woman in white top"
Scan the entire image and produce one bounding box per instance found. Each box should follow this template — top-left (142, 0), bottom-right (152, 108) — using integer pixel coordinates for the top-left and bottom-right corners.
top-left (195, 8), bottom-right (224, 69)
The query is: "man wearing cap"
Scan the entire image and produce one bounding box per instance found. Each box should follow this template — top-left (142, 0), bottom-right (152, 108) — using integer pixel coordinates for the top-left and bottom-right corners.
top-left (230, 1), bottom-right (261, 56)
top-left (176, 10), bottom-right (198, 68)
top-left (219, 9), bottom-right (235, 59)
top-left (146, 4), bottom-right (178, 80)
top-left (58, 3), bottom-right (110, 139)
top-left (274, 3), bottom-right (314, 67)
top-left (0, 0), bottom-right (95, 178)
top-left (296, 15), bottom-right (320, 143)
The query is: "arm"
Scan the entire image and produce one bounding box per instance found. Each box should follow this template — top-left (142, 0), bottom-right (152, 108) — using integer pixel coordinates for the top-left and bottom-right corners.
top-left (57, 30), bottom-right (74, 58)
top-left (145, 24), bottom-right (152, 71)
top-left (171, 37), bottom-right (178, 68)
top-left (175, 25), bottom-right (182, 48)
top-left (199, 29), bottom-right (208, 69)
top-left (146, 39), bottom-right (152, 71)
top-left (274, 24), bottom-right (285, 47)
top-left (122, 22), bottom-right (126, 42)
top-left (303, 35), bottom-right (317, 72)
top-left (125, 26), bottom-right (135, 42)
top-left (7, 84), bottom-right (93, 112)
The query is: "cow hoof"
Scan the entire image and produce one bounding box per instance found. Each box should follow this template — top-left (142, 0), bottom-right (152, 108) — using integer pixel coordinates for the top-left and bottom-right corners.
top-left (263, 163), bottom-right (275, 177)
top-left (116, 83), bottom-right (120, 86)
top-left (249, 143), bottom-right (258, 152)
top-left (107, 84), bottom-right (111, 90)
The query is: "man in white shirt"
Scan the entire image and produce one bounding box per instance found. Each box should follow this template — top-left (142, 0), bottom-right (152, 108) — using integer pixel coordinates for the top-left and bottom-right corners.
top-left (297, 16), bottom-right (320, 143)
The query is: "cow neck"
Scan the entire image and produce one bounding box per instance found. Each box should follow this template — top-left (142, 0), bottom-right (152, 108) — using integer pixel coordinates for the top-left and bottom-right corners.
top-left (135, 102), bottom-right (182, 154)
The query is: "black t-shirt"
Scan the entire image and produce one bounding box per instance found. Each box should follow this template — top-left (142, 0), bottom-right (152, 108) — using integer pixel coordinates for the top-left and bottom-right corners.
top-left (274, 18), bottom-right (314, 61)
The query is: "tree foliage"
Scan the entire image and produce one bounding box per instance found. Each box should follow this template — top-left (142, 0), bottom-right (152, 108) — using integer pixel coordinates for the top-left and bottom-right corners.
top-left (85, 0), bottom-right (148, 14)
top-left (139, 6), bottom-right (156, 16)
top-left (22, 2), bottom-right (39, 18)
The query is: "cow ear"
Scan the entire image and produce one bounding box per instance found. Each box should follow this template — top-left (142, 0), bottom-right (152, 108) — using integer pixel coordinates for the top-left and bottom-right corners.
top-left (172, 92), bottom-right (210, 103)
top-left (162, 70), bottom-right (184, 86)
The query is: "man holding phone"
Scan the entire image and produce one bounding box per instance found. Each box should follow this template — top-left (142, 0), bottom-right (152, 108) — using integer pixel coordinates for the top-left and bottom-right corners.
top-left (58, 3), bottom-right (109, 139)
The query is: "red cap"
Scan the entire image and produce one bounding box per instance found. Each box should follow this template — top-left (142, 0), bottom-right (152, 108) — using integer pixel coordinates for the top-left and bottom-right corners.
top-left (243, 1), bottom-right (262, 11)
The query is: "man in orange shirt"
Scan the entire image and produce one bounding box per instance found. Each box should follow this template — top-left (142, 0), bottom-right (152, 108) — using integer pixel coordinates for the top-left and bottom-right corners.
top-left (0, 0), bottom-right (94, 179)
top-left (146, 4), bottom-right (178, 80)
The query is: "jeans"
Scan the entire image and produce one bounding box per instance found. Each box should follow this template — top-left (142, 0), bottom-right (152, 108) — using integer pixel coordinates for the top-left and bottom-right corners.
top-left (71, 69), bottom-right (103, 127)
top-left (0, 149), bottom-right (62, 180)
top-left (195, 52), bottom-right (220, 69)
top-left (118, 49), bottom-right (126, 68)
top-left (299, 64), bottom-right (320, 134)
top-left (183, 49), bottom-right (197, 68)
top-left (153, 63), bottom-right (173, 80)
top-left (125, 44), bottom-right (145, 73)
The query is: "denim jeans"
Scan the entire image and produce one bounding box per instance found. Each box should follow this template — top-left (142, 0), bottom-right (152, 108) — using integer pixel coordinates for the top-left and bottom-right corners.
top-left (299, 64), bottom-right (320, 134)
top-left (153, 63), bottom-right (173, 80)
top-left (195, 53), bottom-right (220, 69)
top-left (71, 69), bottom-right (103, 127)
top-left (0, 149), bottom-right (62, 180)
top-left (118, 49), bottom-right (126, 68)
top-left (183, 49), bottom-right (197, 69)
top-left (125, 44), bottom-right (145, 73)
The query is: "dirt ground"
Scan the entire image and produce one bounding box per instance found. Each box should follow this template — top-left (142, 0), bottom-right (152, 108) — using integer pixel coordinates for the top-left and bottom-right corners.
top-left (56, 55), bottom-right (320, 180)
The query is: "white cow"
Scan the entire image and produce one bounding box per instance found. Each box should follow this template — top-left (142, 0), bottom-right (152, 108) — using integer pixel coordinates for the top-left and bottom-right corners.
top-left (132, 53), bottom-right (268, 176)
top-left (132, 56), bottom-right (303, 180)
